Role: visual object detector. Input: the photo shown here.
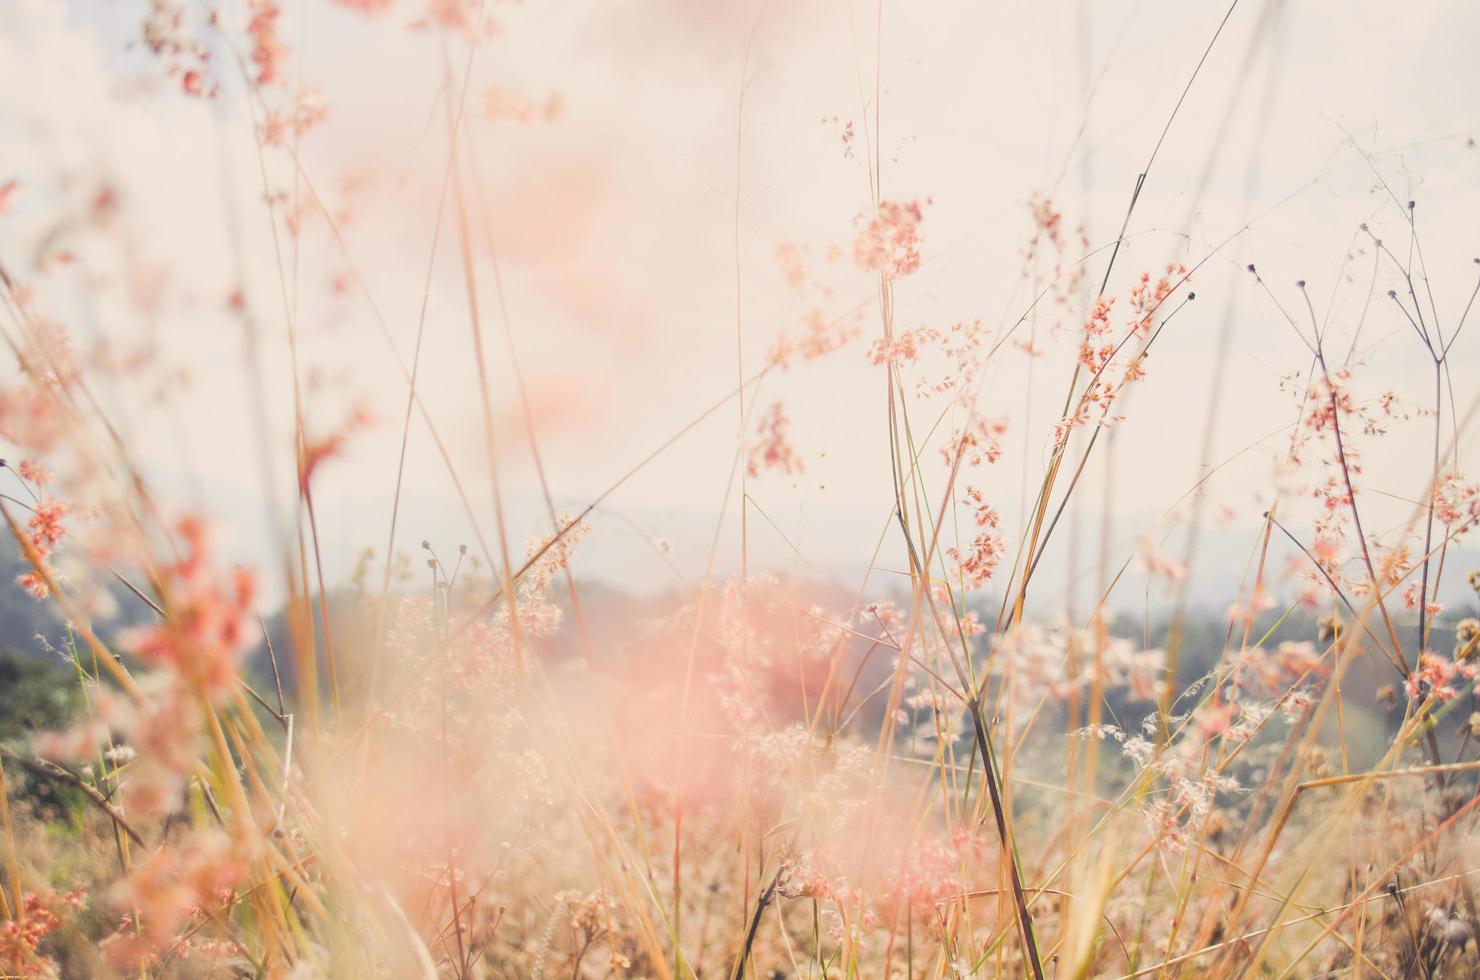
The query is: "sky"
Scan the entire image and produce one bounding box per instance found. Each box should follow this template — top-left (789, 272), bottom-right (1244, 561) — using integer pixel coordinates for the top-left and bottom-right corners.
top-left (3, 0), bottom-right (1480, 615)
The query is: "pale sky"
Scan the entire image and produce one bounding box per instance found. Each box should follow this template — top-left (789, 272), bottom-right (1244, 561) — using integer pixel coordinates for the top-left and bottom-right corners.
top-left (4, 0), bottom-right (1480, 614)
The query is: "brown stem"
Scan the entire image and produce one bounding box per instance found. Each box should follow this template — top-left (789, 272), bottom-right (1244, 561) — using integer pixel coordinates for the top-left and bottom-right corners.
top-left (0, 750), bottom-right (145, 847)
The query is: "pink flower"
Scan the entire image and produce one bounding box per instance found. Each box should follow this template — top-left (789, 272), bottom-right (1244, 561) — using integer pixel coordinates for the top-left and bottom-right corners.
top-left (746, 403), bottom-right (804, 478)
top-left (939, 417), bottom-right (1007, 468)
top-left (775, 242), bottom-right (808, 292)
top-left (26, 499), bottom-right (65, 554)
top-left (102, 829), bottom-right (250, 969)
top-left (1405, 651), bottom-right (1471, 701)
top-left (947, 487), bottom-right (1005, 588)
top-left (120, 517), bottom-right (258, 700)
top-left (300, 404), bottom-right (374, 492)
top-left (1127, 264), bottom-right (1185, 335)
top-left (13, 497), bottom-right (65, 599)
top-left (246, 1), bottom-right (286, 86)
top-left (16, 458), bottom-right (50, 485)
top-left (854, 199), bottom-right (928, 279)
top-left (1138, 540), bottom-right (1187, 582)
top-left (258, 89), bottom-right (329, 147)
top-left (0, 890), bottom-right (81, 978)
top-left (867, 331), bottom-right (922, 367)
top-left (772, 309), bottom-right (861, 369)
top-left (1198, 697), bottom-right (1239, 740)
top-left (1432, 471), bottom-right (1480, 526)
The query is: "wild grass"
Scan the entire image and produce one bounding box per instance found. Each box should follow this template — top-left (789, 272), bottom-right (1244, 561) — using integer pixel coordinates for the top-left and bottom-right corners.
top-left (1, 1), bottom-right (1479, 978)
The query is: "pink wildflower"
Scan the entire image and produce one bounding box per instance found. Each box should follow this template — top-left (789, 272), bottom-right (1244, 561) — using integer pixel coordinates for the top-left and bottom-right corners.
top-left (947, 487), bottom-right (1005, 588)
top-left (867, 331), bottom-right (922, 367)
top-left (939, 416), bottom-right (1007, 468)
top-left (1198, 697), bottom-right (1239, 740)
top-left (16, 458), bottom-right (50, 485)
top-left (246, 0), bottom-right (286, 86)
top-left (120, 517), bottom-right (258, 699)
top-left (747, 403), bottom-right (804, 478)
top-left (14, 497), bottom-right (65, 599)
top-left (854, 199), bottom-right (928, 279)
top-left (1406, 651), bottom-right (1474, 701)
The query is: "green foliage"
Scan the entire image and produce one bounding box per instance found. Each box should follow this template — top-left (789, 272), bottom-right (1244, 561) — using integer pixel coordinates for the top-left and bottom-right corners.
top-left (0, 649), bottom-right (86, 818)
top-left (0, 649), bottom-right (80, 744)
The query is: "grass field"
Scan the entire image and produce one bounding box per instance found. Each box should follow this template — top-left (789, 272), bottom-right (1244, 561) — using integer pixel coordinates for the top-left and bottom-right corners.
top-left (1, 0), bottom-right (1479, 976)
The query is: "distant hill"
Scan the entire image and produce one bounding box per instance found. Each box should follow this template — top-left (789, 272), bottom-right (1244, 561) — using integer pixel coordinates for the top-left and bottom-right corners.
top-left (0, 552), bottom-right (157, 661)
